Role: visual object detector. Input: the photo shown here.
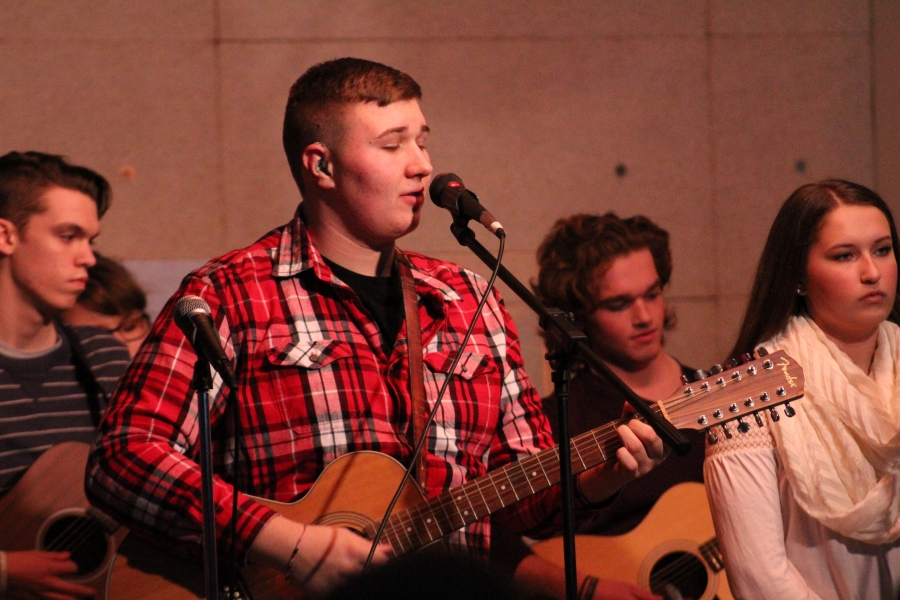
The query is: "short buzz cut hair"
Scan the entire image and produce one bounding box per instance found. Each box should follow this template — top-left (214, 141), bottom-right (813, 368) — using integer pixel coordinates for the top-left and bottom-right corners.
top-left (533, 212), bottom-right (673, 323)
top-left (282, 57), bottom-right (422, 193)
top-left (0, 151), bottom-right (111, 231)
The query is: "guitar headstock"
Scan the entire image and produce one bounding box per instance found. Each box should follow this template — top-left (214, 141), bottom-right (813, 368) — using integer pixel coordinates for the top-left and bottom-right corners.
top-left (659, 349), bottom-right (804, 442)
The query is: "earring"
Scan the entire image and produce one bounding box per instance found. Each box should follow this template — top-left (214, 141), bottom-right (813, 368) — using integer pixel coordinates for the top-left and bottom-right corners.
top-left (796, 285), bottom-right (806, 296)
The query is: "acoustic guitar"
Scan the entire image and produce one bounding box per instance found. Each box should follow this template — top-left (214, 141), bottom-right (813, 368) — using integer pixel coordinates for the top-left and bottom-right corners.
top-left (0, 442), bottom-right (127, 598)
top-left (105, 349), bottom-right (803, 598)
top-left (532, 482), bottom-right (733, 600)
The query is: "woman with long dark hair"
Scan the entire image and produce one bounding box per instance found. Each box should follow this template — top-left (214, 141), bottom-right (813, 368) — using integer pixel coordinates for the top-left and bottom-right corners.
top-left (705, 179), bottom-right (900, 599)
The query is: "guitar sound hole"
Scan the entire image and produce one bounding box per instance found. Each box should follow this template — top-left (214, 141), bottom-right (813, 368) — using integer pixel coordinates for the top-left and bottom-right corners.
top-left (41, 516), bottom-right (108, 576)
top-left (648, 551), bottom-right (708, 599)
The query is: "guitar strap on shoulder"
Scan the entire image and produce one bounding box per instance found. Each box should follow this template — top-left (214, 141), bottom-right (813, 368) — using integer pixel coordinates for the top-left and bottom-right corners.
top-left (58, 322), bottom-right (107, 428)
top-left (396, 252), bottom-right (429, 492)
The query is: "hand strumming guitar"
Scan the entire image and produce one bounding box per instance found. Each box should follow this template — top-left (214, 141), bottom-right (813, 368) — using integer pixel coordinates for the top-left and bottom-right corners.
top-left (247, 515), bottom-right (390, 597)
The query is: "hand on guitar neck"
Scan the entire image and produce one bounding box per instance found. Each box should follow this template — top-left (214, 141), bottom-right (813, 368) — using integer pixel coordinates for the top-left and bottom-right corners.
top-left (576, 419), bottom-right (667, 505)
top-left (247, 515), bottom-right (390, 597)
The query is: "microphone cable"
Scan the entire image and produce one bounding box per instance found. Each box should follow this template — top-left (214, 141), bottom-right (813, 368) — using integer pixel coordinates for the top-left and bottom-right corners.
top-left (364, 230), bottom-right (507, 569)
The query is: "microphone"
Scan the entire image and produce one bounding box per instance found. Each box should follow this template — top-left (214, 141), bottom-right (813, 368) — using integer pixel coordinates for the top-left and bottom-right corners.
top-left (429, 173), bottom-right (505, 237)
top-left (174, 296), bottom-right (238, 391)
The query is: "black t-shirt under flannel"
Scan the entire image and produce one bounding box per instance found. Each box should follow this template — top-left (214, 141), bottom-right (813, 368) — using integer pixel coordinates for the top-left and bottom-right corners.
top-left (325, 259), bottom-right (405, 353)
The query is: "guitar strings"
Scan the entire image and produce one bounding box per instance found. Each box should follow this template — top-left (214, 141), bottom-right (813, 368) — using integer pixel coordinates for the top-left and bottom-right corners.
top-left (382, 421), bottom-right (625, 555)
top-left (41, 513), bottom-right (108, 570)
top-left (647, 551), bottom-right (709, 594)
top-left (699, 538), bottom-right (724, 569)
top-left (646, 541), bottom-right (725, 595)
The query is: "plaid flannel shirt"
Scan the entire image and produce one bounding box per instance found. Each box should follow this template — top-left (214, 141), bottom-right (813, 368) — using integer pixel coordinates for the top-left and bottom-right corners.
top-left (86, 206), bottom-right (562, 561)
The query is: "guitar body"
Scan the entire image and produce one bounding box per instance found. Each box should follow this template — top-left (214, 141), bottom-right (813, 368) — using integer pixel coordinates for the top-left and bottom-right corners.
top-left (107, 451), bottom-right (427, 599)
top-left (532, 483), bottom-right (733, 600)
top-left (0, 442), bottom-right (126, 599)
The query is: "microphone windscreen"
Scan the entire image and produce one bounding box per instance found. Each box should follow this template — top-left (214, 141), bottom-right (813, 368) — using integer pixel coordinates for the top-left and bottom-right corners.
top-left (429, 172), bottom-right (463, 207)
top-left (174, 295), bottom-right (211, 326)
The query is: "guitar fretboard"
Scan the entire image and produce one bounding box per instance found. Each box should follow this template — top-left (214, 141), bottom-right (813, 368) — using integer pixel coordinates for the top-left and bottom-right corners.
top-left (380, 409), bottom-right (650, 556)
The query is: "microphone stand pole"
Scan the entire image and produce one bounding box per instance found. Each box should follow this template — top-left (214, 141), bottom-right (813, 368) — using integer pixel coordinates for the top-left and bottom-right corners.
top-left (547, 345), bottom-right (581, 600)
top-left (448, 220), bottom-right (690, 600)
top-left (192, 357), bottom-right (219, 599)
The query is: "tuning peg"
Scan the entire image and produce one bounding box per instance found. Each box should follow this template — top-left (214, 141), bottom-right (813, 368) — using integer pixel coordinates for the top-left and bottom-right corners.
top-left (726, 358), bottom-right (739, 368)
top-left (769, 408), bottom-right (780, 422)
top-left (680, 374), bottom-right (689, 385)
top-left (756, 346), bottom-right (769, 357)
top-left (709, 364), bottom-right (723, 375)
top-left (736, 417), bottom-right (750, 433)
top-left (740, 353), bottom-right (753, 364)
top-left (754, 412), bottom-right (764, 427)
top-left (784, 403), bottom-right (796, 417)
top-left (707, 430), bottom-right (719, 445)
top-left (694, 369), bottom-right (709, 381)
top-left (721, 423), bottom-right (733, 439)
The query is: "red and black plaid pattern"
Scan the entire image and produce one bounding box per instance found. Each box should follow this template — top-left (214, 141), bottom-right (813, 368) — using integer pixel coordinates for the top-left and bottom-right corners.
top-left (86, 206), bottom-right (560, 561)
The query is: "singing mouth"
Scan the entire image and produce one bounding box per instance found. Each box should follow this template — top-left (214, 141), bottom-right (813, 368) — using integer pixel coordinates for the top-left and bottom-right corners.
top-left (403, 189), bottom-right (425, 208)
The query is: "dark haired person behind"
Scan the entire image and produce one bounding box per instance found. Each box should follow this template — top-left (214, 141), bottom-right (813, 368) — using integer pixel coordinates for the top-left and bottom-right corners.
top-left (64, 252), bottom-right (150, 357)
top-left (705, 180), bottom-right (900, 599)
top-left (532, 213), bottom-right (704, 536)
top-left (0, 152), bottom-right (130, 598)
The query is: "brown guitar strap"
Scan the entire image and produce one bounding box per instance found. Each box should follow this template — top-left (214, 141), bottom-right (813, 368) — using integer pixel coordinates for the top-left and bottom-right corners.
top-left (396, 253), bottom-right (429, 492)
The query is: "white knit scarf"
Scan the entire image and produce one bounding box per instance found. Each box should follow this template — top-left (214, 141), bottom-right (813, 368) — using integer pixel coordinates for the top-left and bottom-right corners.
top-left (764, 315), bottom-right (900, 544)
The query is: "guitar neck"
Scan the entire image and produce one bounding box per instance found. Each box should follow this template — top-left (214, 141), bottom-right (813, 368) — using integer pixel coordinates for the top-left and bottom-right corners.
top-left (379, 349), bottom-right (804, 557)
top-left (381, 413), bottom-right (630, 556)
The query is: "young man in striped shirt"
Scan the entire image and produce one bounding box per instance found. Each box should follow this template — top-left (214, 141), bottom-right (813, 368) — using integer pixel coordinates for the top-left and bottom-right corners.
top-left (0, 152), bottom-right (130, 598)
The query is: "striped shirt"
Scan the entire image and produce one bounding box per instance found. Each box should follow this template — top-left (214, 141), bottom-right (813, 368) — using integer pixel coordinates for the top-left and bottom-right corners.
top-left (0, 324), bottom-right (130, 496)
top-left (87, 206), bottom-right (566, 562)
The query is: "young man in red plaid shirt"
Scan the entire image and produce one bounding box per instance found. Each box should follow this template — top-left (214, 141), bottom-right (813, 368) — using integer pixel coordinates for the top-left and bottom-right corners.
top-left (86, 57), bottom-right (665, 597)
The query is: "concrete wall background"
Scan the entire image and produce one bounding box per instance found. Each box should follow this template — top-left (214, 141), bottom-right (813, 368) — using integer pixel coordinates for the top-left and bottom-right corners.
top-left (2, 1), bottom-right (898, 395)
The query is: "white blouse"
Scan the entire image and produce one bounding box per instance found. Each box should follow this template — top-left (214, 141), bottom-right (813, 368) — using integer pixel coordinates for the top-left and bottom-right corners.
top-left (704, 423), bottom-right (900, 599)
